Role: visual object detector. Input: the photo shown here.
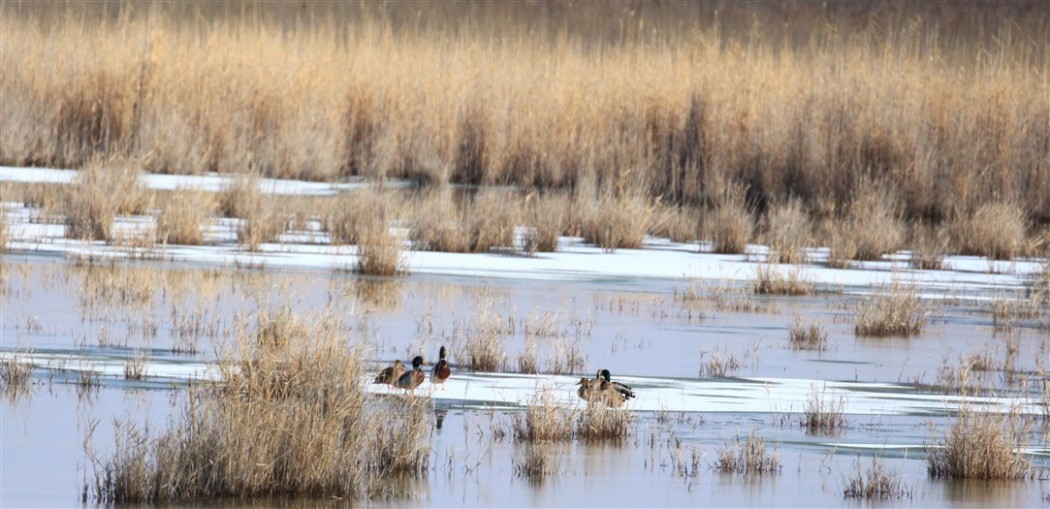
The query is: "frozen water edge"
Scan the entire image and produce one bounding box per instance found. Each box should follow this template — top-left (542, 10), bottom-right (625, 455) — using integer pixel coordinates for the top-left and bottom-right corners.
top-left (2, 351), bottom-right (1043, 419)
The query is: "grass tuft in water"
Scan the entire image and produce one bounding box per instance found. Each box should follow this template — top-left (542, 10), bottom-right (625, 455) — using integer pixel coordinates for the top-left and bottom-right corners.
top-left (925, 406), bottom-right (1032, 480)
top-left (714, 432), bottom-right (781, 475)
top-left (854, 278), bottom-right (929, 337)
top-left (85, 308), bottom-right (432, 503)
top-left (843, 457), bottom-right (913, 499)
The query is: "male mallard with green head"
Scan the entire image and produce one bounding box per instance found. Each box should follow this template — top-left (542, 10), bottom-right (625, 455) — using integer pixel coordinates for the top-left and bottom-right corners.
top-left (598, 368), bottom-right (636, 401)
top-left (395, 355), bottom-right (427, 393)
top-left (431, 346), bottom-right (452, 389)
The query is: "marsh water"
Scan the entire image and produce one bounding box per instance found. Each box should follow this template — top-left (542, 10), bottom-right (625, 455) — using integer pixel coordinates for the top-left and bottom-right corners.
top-left (2, 253), bottom-right (1048, 507)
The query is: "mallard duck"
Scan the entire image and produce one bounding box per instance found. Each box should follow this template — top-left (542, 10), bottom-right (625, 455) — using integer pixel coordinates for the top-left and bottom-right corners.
top-left (395, 355), bottom-right (427, 393)
top-left (431, 345), bottom-right (451, 389)
top-left (576, 375), bottom-right (627, 408)
top-left (598, 368), bottom-right (636, 401)
top-left (373, 359), bottom-right (405, 390)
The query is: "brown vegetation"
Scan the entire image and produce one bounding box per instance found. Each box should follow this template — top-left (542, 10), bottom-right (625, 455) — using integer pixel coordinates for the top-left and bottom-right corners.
top-left (952, 202), bottom-right (1029, 260)
top-left (0, 354), bottom-right (33, 395)
top-left (86, 308), bottom-right (432, 503)
top-left (802, 387), bottom-right (847, 434)
top-left (155, 188), bottom-right (214, 245)
top-left (5, 2), bottom-right (1044, 256)
top-left (763, 199), bottom-right (811, 264)
top-left (843, 457), bottom-right (912, 500)
top-left (512, 389), bottom-right (576, 442)
top-left (854, 279), bottom-right (929, 337)
top-left (752, 265), bottom-right (814, 296)
top-left (575, 402), bottom-right (634, 442)
top-left (926, 407), bottom-right (1032, 480)
top-left (788, 318), bottom-right (829, 351)
top-left (714, 432), bottom-right (781, 475)
top-left (64, 160), bottom-right (150, 241)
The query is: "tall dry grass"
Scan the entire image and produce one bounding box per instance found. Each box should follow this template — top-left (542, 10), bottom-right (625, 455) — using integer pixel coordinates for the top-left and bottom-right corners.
top-left (843, 457), bottom-right (912, 500)
top-left (512, 389), bottom-right (577, 442)
top-left (763, 199), bottom-right (811, 264)
top-left (155, 188), bottom-right (214, 245)
top-left (64, 159), bottom-right (150, 241)
top-left (3, 1), bottom-right (1045, 246)
top-left (925, 406), bottom-right (1032, 480)
top-left (86, 308), bottom-right (432, 503)
top-left (854, 279), bottom-right (929, 337)
top-left (952, 201), bottom-right (1029, 260)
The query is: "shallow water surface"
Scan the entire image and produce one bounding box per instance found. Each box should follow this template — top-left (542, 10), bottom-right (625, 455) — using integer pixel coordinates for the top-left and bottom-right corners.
top-left (1, 255), bottom-right (1048, 507)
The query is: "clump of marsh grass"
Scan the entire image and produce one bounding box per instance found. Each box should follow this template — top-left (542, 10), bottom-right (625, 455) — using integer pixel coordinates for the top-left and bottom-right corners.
top-left (237, 204), bottom-right (285, 252)
top-left (848, 179), bottom-right (904, 261)
top-left (356, 225), bottom-right (405, 276)
top-left (575, 402), bottom-right (634, 442)
top-left (802, 387), bottom-right (847, 434)
top-left (926, 406), bottom-right (1032, 480)
top-left (908, 223), bottom-right (948, 270)
top-left (699, 349), bottom-right (742, 378)
top-left (843, 457), bottom-right (913, 500)
top-left (953, 202), bottom-right (1028, 260)
top-left (517, 337), bottom-right (539, 374)
top-left (854, 279), bottom-right (929, 337)
top-left (763, 199), bottom-right (811, 264)
top-left (513, 443), bottom-right (557, 481)
top-left (714, 432), bottom-right (781, 475)
top-left (706, 185), bottom-right (753, 254)
top-left (788, 317), bottom-right (829, 351)
top-left (574, 189), bottom-right (652, 251)
top-left (76, 369), bottom-right (101, 399)
top-left (218, 174), bottom-right (262, 219)
top-left (86, 308), bottom-right (432, 503)
top-left (461, 303), bottom-right (507, 372)
top-left (123, 352), bottom-right (148, 381)
top-left (1, 354), bottom-right (33, 395)
top-left (325, 190), bottom-right (393, 246)
top-left (522, 192), bottom-right (568, 253)
top-left (752, 265), bottom-right (814, 296)
top-left (512, 389), bottom-right (576, 442)
top-left (155, 188), bottom-right (214, 246)
top-left (64, 160), bottom-right (149, 241)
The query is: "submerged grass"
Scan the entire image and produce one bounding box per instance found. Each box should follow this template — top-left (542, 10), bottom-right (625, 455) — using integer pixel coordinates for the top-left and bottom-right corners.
top-left (85, 308), bottom-right (432, 503)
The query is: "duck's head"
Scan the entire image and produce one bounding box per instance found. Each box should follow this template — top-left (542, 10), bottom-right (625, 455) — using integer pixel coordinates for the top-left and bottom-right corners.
top-left (600, 369), bottom-right (612, 382)
top-left (393, 360), bottom-right (404, 368)
top-left (576, 377), bottom-right (592, 387)
top-left (439, 346), bottom-right (447, 360)
top-left (411, 355), bottom-right (426, 369)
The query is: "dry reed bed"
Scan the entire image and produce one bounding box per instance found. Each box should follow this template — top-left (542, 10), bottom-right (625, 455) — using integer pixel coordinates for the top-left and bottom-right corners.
top-left (85, 308), bottom-right (432, 503)
top-left (2, 2), bottom-right (1047, 239)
